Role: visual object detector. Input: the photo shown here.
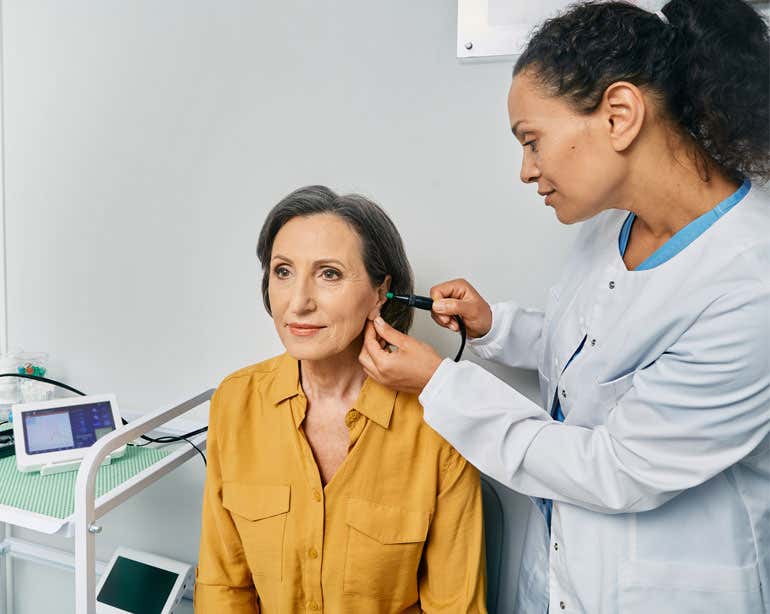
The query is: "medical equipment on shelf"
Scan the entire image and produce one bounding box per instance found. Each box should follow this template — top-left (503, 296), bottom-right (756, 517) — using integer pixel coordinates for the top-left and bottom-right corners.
top-left (12, 393), bottom-right (126, 475)
top-left (95, 547), bottom-right (193, 614)
top-left (0, 430), bottom-right (14, 458)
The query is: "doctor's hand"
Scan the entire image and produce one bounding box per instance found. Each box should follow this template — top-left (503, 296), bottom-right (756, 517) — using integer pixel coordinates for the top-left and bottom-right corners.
top-left (359, 317), bottom-right (443, 395)
top-left (429, 279), bottom-right (493, 339)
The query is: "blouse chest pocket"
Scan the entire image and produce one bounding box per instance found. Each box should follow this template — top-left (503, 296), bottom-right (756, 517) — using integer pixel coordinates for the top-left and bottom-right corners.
top-left (223, 482), bottom-right (290, 580)
top-left (343, 498), bottom-right (430, 600)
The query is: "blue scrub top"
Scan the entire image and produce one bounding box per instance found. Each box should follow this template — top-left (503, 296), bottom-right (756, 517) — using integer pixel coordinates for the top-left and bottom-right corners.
top-left (541, 178), bottom-right (751, 528)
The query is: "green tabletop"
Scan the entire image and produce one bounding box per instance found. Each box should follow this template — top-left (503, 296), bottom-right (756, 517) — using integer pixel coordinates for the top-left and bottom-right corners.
top-left (0, 445), bottom-right (172, 519)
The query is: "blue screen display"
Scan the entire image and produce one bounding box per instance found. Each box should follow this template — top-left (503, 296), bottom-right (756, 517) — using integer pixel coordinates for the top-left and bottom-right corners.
top-left (22, 401), bottom-right (116, 455)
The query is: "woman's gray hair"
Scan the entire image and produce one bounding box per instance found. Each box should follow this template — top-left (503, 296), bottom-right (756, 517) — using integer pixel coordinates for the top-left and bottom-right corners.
top-left (256, 185), bottom-right (414, 334)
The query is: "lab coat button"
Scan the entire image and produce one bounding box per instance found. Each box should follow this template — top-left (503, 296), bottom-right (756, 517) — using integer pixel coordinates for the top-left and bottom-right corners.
top-left (591, 338), bottom-right (597, 346)
top-left (609, 281), bottom-right (616, 289)
top-left (554, 542), bottom-right (559, 551)
top-left (561, 389), bottom-right (567, 398)
top-left (560, 601), bottom-right (567, 609)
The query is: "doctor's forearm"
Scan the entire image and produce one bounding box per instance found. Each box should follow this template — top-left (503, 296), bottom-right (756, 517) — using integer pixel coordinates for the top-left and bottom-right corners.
top-left (421, 361), bottom-right (685, 514)
top-left (468, 301), bottom-right (545, 370)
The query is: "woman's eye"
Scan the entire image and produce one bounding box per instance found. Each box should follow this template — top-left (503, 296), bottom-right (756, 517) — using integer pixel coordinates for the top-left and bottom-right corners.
top-left (274, 266), bottom-right (291, 278)
top-left (321, 268), bottom-right (341, 280)
top-left (524, 140), bottom-right (538, 153)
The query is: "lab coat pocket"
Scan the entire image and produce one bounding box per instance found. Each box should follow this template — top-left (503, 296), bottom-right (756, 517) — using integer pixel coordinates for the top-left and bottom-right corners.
top-left (223, 482), bottom-right (290, 580)
top-left (618, 559), bottom-right (762, 614)
top-left (596, 371), bottom-right (635, 409)
top-left (343, 498), bottom-right (430, 600)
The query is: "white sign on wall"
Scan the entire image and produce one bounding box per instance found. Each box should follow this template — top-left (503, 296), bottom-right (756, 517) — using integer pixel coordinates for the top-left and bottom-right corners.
top-left (457, 0), bottom-right (769, 60)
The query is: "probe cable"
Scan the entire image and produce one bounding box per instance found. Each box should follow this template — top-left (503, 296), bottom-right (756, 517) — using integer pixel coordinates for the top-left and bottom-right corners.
top-left (386, 293), bottom-right (467, 362)
top-left (0, 373), bottom-right (208, 466)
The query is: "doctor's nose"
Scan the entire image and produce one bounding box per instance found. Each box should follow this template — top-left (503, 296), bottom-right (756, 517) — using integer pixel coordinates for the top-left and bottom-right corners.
top-left (520, 155), bottom-right (540, 184)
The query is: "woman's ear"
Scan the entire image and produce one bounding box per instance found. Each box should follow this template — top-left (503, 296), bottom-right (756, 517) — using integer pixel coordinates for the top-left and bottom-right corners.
top-left (368, 275), bottom-right (392, 320)
top-left (601, 81), bottom-right (646, 153)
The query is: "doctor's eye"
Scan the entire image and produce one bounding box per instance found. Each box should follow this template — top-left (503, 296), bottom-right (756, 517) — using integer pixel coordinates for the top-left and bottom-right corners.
top-left (524, 139), bottom-right (538, 153)
top-left (273, 265), bottom-right (292, 279)
top-left (320, 267), bottom-right (342, 281)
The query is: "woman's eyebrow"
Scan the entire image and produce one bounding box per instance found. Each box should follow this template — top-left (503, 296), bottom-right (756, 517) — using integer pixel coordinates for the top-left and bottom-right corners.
top-left (270, 255), bottom-right (347, 268)
top-left (314, 258), bottom-right (346, 268)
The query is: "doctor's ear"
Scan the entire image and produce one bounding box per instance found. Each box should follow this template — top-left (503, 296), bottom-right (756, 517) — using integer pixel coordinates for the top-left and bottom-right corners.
top-left (600, 81), bottom-right (646, 153)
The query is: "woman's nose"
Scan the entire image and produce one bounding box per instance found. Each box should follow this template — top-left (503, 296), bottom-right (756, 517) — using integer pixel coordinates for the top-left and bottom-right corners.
top-left (288, 277), bottom-right (316, 313)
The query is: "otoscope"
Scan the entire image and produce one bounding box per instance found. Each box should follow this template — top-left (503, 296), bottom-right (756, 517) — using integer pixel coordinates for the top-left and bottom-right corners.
top-left (386, 292), bottom-right (467, 362)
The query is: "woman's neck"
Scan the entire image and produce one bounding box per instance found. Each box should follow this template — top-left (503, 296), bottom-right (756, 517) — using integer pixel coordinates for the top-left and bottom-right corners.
top-left (299, 338), bottom-right (366, 403)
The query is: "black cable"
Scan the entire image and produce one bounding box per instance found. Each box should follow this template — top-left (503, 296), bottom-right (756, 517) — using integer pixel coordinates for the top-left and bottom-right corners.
top-left (0, 373), bottom-right (207, 466)
top-left (0, 372), bottom-right (87, 396)
top-left (181, 436), bottom-right (207, 467)
top-left (453, 316), bottom-right (467, 363)
top-left (386, 293), bottom-right (467, 362)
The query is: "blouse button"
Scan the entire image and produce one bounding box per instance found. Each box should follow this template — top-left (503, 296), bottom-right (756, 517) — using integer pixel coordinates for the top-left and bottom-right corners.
top-left (312, 489), bottom-right (322, 502)
top-left (307, 600), bottom-right (320, 611)
top-left (345, 410), bottom-right (360, 428)
top-left (308, 547), bottom-right (319, 559)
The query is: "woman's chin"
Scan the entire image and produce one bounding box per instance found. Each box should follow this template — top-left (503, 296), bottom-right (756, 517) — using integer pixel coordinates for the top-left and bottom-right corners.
top-left (283, 339), bottom-right (345, 363)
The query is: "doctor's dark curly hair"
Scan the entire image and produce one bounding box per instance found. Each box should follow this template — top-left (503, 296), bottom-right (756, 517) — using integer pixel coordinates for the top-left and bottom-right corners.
top-left (256, 185), bottom-right (414, 334)
top-left (514, 0), bottom-right (770, 182)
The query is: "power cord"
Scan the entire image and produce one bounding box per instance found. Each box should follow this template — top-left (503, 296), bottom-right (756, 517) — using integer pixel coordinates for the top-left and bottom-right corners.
top-left (0, 373), bottom-right (208, 467)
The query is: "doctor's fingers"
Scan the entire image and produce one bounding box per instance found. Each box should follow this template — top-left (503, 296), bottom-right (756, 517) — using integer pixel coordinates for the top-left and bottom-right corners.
top-left (430, 311), bottom-right (460, 331)
top-left (361, 321), bottom-right (390, 363)
top-left (430, 278), bottom-right (476, 301)
top-left (359, 325), bottom-right (393, 380)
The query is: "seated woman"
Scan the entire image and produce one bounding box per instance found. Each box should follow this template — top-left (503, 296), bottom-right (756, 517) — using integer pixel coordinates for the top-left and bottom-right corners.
top-left (194, 185), bottom-right (487, 613)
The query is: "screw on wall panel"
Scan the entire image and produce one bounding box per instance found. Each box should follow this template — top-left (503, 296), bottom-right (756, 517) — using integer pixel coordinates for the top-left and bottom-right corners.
top-left (88, 524), bottom-right (102, 534)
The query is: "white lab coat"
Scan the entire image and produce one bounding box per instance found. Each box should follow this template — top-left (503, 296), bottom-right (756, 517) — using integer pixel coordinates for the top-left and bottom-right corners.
top-left (420, 185), bottom-right (770, 614)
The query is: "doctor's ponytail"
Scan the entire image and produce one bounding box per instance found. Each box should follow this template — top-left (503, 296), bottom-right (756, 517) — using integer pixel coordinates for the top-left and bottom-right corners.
top-left (514, 0), bottom-right (770, 182)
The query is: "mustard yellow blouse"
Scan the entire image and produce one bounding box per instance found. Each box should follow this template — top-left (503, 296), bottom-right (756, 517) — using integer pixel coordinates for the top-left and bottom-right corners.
top-left (194, 353), bottom-right (487, 613)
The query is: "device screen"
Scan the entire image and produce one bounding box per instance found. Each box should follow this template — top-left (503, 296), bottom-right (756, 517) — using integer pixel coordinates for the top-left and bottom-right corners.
top-left (97, 556), bottom-right (179, 614)
top-left (22, 401), bottom-right (116, 455)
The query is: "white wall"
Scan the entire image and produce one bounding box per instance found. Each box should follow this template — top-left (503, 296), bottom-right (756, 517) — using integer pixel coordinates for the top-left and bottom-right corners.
top-left (1, 1), bottom-right (578, 611)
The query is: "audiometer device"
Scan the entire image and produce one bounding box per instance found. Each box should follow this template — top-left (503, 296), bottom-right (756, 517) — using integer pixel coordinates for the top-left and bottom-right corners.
top-left (12, 393), bottom-right (126, 474)
top-left (96, 547), bottom-right (193, 614)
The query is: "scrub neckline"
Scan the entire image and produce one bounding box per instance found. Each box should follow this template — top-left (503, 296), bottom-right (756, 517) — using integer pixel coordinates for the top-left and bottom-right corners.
top-left (616, 178), bottom-right (751, 272)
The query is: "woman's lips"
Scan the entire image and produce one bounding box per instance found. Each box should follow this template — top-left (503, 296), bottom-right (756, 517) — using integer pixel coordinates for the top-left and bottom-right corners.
top-left (287, 324), bottom-right (326, 337)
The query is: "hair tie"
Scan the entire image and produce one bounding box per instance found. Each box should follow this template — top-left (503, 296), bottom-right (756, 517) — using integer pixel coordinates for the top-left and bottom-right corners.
top-left (655, 10), bottom-right (670, 25)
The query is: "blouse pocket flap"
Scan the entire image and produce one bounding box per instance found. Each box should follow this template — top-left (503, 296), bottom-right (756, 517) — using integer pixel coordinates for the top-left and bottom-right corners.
top-left (346, 498), bottom-right (430, 544)
top-left (222, 482), bottom-right (290, 521)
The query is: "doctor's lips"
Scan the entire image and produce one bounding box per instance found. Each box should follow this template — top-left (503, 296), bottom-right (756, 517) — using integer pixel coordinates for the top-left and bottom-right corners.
top-left (538, 189), bottom-right (556, 206)
top-left (286, 322), bottom-right (326, 336)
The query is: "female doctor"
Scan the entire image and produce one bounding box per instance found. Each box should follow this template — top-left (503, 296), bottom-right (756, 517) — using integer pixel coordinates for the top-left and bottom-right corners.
top-left (359, 1), bottom-right (770, 613)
